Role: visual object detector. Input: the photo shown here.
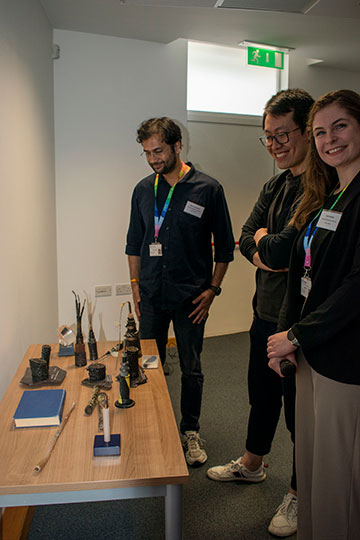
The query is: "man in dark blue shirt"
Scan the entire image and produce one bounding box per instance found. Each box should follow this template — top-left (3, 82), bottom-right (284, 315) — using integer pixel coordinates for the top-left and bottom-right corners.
top-left (126, 117), bottom-right (234, 466)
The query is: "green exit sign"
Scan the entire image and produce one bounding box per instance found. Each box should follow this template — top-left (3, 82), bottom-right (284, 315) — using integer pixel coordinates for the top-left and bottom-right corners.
top-left (248, 47), bottom-right (284, 70)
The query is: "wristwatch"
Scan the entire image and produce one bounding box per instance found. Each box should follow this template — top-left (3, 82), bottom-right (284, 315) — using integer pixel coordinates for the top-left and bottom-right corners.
top-left (209, 285), bottom-right (222, 296)
top-left (287, 328), bottom-right (300, 348)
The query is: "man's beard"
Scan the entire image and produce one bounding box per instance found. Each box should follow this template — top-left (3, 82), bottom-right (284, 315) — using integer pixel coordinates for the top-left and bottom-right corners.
top-left (151, 149), bottom-right (177, 175)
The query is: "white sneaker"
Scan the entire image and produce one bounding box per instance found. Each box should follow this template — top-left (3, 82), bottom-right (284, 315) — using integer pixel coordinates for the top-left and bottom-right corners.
top-left (268, 493), bottom-right (297, 537)
top-left (181, 431), bottom-right (207, 467)
top-left (207, 456), bottom-right (266, 482)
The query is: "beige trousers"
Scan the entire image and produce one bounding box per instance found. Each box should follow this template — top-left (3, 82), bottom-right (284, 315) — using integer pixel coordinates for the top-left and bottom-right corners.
top-left (296, 351), bottom-right (360, 540)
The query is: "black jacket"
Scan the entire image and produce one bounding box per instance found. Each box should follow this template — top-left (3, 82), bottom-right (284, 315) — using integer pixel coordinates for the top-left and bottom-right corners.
top-left (279, 172), bottom-right (360, 385)
top-left (239, 170), bottom-right (302, 323)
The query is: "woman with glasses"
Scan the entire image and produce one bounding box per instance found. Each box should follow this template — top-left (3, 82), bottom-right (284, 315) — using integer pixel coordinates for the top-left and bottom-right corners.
top-left (267, 89), bottom-right (360, 540)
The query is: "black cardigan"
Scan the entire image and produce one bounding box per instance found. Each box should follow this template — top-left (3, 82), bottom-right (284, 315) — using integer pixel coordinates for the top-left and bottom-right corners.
top-left (239, 171), bottom-right (302, 323)
top-left (279, 171), bottom-right (360, 385)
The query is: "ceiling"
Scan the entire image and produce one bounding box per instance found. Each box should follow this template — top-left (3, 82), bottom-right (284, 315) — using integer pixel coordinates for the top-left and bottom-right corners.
top-left (40, 0), bottom-right (360, 72)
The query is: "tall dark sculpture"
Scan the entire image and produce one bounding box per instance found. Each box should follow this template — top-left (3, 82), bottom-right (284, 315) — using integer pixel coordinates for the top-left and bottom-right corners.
top-left (72, 290), bottom-right (87, 367)
top-left (85, 292), bottom-right (98, 361)
top-left (123, 308), bottom-right (147, 387)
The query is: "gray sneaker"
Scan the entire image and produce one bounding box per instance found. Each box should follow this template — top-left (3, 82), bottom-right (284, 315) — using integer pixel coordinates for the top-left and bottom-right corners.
top-left (268, 493), bottom-right (297, 537)
top-left (181, 431), bottom-right (207, 467)
top-left (207, 456), bottom-right (266, 482)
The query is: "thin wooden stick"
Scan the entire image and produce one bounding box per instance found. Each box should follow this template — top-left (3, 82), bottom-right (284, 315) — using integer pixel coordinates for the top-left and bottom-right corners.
top-left (34, 402), bottom-right (76, 473)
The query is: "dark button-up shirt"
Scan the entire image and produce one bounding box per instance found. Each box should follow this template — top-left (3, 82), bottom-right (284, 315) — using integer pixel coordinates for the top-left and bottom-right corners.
top-left (126, 163), bottom-right (234, 309)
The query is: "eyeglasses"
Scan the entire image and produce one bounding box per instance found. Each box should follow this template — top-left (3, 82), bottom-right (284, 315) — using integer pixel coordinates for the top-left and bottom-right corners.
top-left (259, 127), bottom-right (301, 147)
top-left (141, 148), bottom-right (166, 159)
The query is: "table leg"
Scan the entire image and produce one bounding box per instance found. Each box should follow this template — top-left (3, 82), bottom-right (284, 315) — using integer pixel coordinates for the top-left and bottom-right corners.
top-left (0, 506), bottom-right (34, 540)
top-left (165, 484), bottom-right (183, 540)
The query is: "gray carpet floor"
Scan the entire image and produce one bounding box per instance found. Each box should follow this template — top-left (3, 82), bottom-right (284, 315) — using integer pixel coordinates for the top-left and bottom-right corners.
top-left (28, 332), bottom-right (296, 540)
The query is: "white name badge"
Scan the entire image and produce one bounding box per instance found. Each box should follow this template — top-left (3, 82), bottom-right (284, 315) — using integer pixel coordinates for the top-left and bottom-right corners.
top-left (317, 209), bottom-right (342, 231)
top-left (149, 242), bottom-right (162, 257)
top-left (301, 276), bottom-right (312, 298)
top-left (184, 200), bottom-right (204, 219)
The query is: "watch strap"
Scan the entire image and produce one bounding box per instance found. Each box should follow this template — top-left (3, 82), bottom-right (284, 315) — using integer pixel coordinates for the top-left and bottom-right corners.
top-left (209, 285), bottom-right (221, 296)
top-left (287, 328), bottom-right (300, 347)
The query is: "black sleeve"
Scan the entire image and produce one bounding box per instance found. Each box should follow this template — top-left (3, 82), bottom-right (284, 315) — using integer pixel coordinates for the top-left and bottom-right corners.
top-left (257, 225), bottom-right (299, 269)
top-left (212, 184), bottom-right (235, 263)
top-left (125, 187), bottom-right (145, 256)
top-left (239, 177), bottom-right (276, 263)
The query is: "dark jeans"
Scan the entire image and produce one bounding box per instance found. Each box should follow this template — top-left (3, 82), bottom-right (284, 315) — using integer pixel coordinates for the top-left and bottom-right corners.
top-left (139, 295), bottom-right (205, 434)
top-left (246, 315), bottom-right (297, 491)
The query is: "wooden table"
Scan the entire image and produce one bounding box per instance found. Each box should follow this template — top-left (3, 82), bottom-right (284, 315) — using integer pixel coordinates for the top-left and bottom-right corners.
top-left (0, 341), bottom-right (188, 540)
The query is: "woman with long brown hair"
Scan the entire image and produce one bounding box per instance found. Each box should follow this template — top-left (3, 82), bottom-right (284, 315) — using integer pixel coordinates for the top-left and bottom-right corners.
top-left (267, 89), bottom-right (360, 540)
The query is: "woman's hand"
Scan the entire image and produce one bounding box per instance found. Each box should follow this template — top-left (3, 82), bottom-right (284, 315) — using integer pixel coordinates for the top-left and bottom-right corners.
top-left (267, 331), bottom-right (297, 358)
top-left (268, 352), bottom-right (297, 377)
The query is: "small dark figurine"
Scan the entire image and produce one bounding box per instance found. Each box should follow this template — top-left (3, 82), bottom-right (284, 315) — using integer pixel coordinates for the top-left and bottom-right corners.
top-left (85, 291), bottom-right (98, 361)
top-left (124, 313), bottom-right (142, 358)
top-left (29, 357), bottom-right (48, 382)
top-left (115, 355), bottom-right (135, 409)
top-left (84, 385), bottom-right (100, 416)
top-left (72, 290), bottom-right (87, 367)
top-left (41, 345), bottom-right (51, 367)
top-left (124, 310), bottom-right (146, 387)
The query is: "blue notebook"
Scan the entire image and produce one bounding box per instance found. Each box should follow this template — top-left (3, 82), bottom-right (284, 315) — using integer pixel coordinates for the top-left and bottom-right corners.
top-left (13, 388), bottom-right (66, 428)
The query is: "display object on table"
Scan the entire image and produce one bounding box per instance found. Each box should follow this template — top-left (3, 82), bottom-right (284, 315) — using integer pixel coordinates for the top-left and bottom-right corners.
top-left (94, 392), bottom-right (121, 456)
top-left (122, 310), bottom-right (147, 387)
top-left (41, 345), bottom-right (51, 366)
top-left (57, 324), bottom-right (75, 357)
top-left (34, 401), bottom-right (76, 472)
top-left (72, 290), bottom-right (87, 367)
top-left (85, 291), bottom-right (98, 361)
top-left (20, 345), bottom-right (66, 387)
top-left (13, 388), bottom-right (66, 428)
top-left (81, 362), bottom-right (112, 390)
top-left (84, 385), bottom-right (101, 416)
top-left (115, 355), bottom-right (135, 409)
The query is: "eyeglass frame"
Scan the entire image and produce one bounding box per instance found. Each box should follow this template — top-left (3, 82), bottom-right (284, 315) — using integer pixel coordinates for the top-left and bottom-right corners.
top-left (259, 126), bottom-right (302, 147)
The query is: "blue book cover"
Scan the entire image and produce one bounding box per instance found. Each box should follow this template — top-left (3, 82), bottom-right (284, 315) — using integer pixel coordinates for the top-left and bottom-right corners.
top-left (13, 388), bottom-right (66, 428)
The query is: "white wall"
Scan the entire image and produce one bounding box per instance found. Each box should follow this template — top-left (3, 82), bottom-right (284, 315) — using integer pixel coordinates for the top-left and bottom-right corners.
top-left (54, 31), bottom-right (360, 342)
top-left (54, 30), bottom-right (188, 340)
top-left (1, 5), bottom-right (359, 400)
top-left (289, 53), bottom-right (360, 98)
top-left (188, 56), bottom-right (360, 335)
top-left (187, 120), bottom-right (274, 334)
top-left (0, 0), bottom-right (58, 398)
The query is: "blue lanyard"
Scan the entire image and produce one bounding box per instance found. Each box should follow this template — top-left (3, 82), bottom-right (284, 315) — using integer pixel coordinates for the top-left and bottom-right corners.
top-left (303, 184), bottom-right (348, 269)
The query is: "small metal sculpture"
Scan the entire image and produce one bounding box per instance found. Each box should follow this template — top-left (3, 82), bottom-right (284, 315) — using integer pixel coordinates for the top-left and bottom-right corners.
top-left (87, 363), bottom-right (106, 382)
top-left (94, 392), bottom-right (121, 456)
top-left (121, 307), bottom-right (147, 387)
top-left (124, 313), bottom-right (142, 358)
top-left (20, 344), bottom-right (66, 387)
top-left (115, 354), bottom-right (135, 409)
top-left (84, 385), bottom-right (101, 416)
top-left (72, 290), bottom-right (87, 367)
top-left (41, 345), bottom-right (51, 367)
top-left (29, 358), bottom-right (48, 382)
top-left (85, 292), bottom-right (98, 361)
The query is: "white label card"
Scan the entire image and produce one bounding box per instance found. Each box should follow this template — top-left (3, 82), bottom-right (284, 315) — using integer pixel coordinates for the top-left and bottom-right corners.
top-left (301, 276), bottom-right (312, 298)
top-left (317, 210), bottom-right (342, 231)
top-left (149, 243), bottom-right (162, 257)
top-left (184, 200), bottom-right (205, 218)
